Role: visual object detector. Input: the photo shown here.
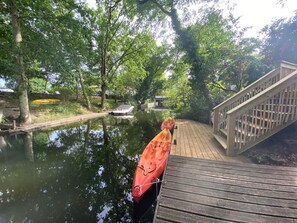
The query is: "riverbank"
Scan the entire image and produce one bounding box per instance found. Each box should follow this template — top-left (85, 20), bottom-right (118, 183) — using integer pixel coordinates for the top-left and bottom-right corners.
top-left (0, 93), bottom-right (117, 133)
top-left (7, 112), bottom-right (110, 134)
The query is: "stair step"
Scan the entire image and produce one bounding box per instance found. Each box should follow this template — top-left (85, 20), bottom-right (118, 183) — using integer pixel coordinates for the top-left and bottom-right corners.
top-left (213, 134), bottom-right (227, 150)
top-left (240, 115), bottom-right (284, 123)
top-left (235, 129), bottom-right (258, 138)
top-left (219, 127), bottom-right (258, 138)
top-left (219, 129), bottom-right (227, 137)
top-left (236, 120), bottom-right (269, 130)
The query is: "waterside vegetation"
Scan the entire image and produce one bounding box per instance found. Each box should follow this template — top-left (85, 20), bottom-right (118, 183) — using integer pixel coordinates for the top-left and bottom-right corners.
top-left (0, 0), bottom-right (296, 124)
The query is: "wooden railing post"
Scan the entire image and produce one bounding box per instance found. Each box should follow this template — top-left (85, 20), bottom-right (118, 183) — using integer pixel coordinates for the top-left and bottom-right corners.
top-left (280, 61), bottom-right (297, 79)
top-left (226, 113), bottom-right (236, 156)
top-left (213, 108), bottom-right (219, 133)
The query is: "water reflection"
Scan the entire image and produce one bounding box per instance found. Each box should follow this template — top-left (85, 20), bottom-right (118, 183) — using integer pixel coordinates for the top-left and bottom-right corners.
top-left (0, 111), bottom-right (169, 222)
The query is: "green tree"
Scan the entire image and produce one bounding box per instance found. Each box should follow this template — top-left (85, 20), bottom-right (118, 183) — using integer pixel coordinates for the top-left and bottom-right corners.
top-left (261, 12), bottom-right (297, 65)
top-left (163, 59), bottom-right (191, 112)
top-left (137, 0), bottom-right (215, 110)
top-left (29, 77), bottom-right (47, 93)
top-left (1, 0), bottom-right (96, 112)
top-left (88, 0), bottom-right (153, 108)
top-left (9, 0), bottom-right (31, 124)
top-left (99, 33), bottom-right (156, 103)
top-left (134, 45), bottom-right (171, 104)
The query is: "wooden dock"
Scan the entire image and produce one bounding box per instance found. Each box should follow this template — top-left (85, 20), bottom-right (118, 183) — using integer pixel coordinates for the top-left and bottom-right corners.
top-left (154, 155), bottom-right (297, 223)
top-left (154, 120), bottom-right (297, 222)
top-left (171, 119), bottom-right (249, 163)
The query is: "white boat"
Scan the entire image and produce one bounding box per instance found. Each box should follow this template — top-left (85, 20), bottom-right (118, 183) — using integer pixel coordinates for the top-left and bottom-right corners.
top-left (113, 115), bottom-right (134, 119)
top-left (110, 105), bottom-right (134, 115)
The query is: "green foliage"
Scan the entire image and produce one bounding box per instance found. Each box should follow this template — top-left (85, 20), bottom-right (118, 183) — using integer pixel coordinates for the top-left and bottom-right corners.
top-left (1, 0), bottom-right (287, 123)
top-left (184, 92), bottom-right (211, 123)
top-left (261, 12), bottom-right (297, 65)
top-left (210, 38), bottom-right (266, 95)
top-left (134, 45), bottom-right (171, 103)
top-left (30, 101), bottom-right (87, 122)
top-left (86, 1), bottom-right (157, 108)
top-left (110, 34), bottom-right (155, 102)
top-left (29, 77), bottom-right (47, 93)
top-left (163, 60), bottom-right (191, 113)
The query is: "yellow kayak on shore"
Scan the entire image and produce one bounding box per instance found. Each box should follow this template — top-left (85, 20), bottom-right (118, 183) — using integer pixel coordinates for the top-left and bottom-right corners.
top-left (32, 99), bottom-right (61, 104)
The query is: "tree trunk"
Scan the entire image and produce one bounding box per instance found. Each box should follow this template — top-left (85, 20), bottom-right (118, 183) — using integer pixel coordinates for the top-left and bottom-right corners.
top-left (169, 8), bottom-right (212, 109)
top-left (24, 132), bottom-right (34, 162)
top-left (84, 120), bottom-right (91, 150)
top-left (11, 0), bottom-right (31, 125)
top-left (75, 77), bottom-right (79, 100)
top-left (100, 52), bottom-right (107, 109)
top-left (78, 69), bottom-right (91, 110)
top-left (100, 83), bottom-right (107, 109)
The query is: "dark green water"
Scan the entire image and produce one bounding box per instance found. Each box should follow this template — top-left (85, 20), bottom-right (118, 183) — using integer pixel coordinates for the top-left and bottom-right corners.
top-left (0, 111), bottom-right (168, 223)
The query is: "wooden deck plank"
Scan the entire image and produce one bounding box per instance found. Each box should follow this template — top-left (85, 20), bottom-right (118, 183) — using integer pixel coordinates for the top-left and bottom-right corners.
top-left (155, 206), bottom-right (233, 223)
top-left (188, 124), bottom-right (199, 158)
top-left (191, 123), bottom-right (215, 160)
top-left (154, 155), bottom-right (297, 222)
top-left (157, 197), bottom-right (294, 223)
top-left (169, 155), bottom-right (297, 174)
top-left (194, 122), bottom-right (218, 160)
top-left (170, 120), bottom-right (249, 162)
top-left (166, 161), bottom-right (297, 181)
top-left (165, 165), bottom-right (297, 186)
top-left (161, 188), bottom-right (297, 218)
top-left (163, 175), bottom-right (297, 200)
top-left (188, 124), bottom-right (204, 158)
top-left (165, 169), bottom-right (297, 192)
top-left (200, 123), bottom-right (225, 160)
top-left (162, 181), bottom-right (297, 209)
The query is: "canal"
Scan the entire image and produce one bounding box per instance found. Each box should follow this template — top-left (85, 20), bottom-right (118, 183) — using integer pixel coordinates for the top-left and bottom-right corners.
top-left (0, 111), bottom-right (169, 222)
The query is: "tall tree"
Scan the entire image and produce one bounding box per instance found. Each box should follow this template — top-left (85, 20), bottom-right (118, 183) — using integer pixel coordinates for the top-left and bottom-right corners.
top-left (134, 45), bottom-right (171, 103)
top-left (163, 59), bottom-right (191, 112)
top-left (2, 0), bottom-right (95, 111)
top-left (10, 0), bottom-right (31, 124)
top-left (138, 0), bottom-right (215, 109)
top-left (261, 12), bottom-right (297, 65)
top-left (89, 0), bottom-right (152, 108)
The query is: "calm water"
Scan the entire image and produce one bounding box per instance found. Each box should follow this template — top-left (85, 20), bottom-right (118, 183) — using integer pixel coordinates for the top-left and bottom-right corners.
top-left (0, 111), bottom-right (169, 223)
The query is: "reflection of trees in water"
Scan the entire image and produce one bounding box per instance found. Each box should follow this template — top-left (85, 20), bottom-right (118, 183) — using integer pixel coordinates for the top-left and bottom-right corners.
top-left (0, 112), bottom-right (166, 222)
top-left (24, 132), bottom-right (34, 162)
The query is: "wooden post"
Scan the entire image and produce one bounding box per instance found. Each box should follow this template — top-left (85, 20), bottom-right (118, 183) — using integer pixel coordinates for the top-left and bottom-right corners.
top-left (226, 113), bottom-right (236, 156)
top-left (213, 108), bottom-right (219, 133)
top-left (13, 120), bottom-right (16, 130)
top-left (0, 109), bottom-right (3, 123)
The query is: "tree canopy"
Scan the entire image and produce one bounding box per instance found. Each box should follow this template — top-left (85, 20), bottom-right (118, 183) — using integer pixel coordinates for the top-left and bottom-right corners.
top-left (0, 0), bottom-right (295, 123)
top-left (261, 12), bottom-right (297, 66)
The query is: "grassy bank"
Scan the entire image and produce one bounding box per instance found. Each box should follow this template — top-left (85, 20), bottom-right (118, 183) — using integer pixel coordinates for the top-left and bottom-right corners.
top-left (30, 98), bottom-right (117, 123)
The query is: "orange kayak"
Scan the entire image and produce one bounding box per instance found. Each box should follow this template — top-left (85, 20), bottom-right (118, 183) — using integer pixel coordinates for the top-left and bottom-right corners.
top-left (161, 117), bottom-right (175, 131)
top-left (132, 128), bottom-right (172, 203)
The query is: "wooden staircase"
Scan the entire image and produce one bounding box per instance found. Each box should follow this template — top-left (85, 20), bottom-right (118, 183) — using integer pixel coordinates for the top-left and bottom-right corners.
top-left (213, 61), bottom-right (297, 156)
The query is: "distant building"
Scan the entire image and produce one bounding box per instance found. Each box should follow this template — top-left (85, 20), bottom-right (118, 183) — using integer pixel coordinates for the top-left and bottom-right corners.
top-left (154, 96), bottom-right (167, 108)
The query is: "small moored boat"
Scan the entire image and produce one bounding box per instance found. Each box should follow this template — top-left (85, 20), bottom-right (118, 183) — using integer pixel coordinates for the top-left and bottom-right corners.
top-left (161, 117), bottom-right (175, 131)
top-left (32, 99), bottom-right (61, 104)
top-left (110, 104), bottom-right (134, 115)
top-left (132, 128), bottom-right (172, 203)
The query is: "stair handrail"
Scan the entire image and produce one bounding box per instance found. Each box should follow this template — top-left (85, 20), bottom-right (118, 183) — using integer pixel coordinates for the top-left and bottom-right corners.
top-left (213, 67), bottom-right (280, 133)
top-left (226, 69), bottom-right (297, 155)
